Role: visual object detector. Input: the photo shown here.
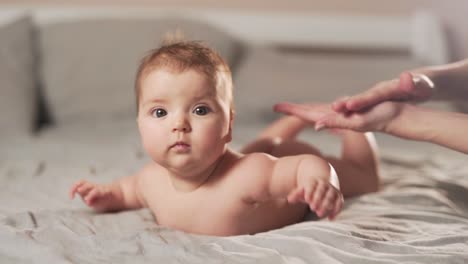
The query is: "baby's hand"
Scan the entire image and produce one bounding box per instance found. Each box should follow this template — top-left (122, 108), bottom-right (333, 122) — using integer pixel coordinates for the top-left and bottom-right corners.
top-left (287, 179), bottom-right (343, 220)
top-left (69, 180), bottom-right (114, 211)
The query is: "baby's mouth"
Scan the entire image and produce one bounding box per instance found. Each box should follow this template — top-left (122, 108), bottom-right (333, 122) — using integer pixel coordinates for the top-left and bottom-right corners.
top-left (170, 141), bottom-right (191, 152)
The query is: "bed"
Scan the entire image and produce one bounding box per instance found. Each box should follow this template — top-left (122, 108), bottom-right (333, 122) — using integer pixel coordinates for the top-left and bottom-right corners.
top-left (1, 7), bottom-right (468, 263)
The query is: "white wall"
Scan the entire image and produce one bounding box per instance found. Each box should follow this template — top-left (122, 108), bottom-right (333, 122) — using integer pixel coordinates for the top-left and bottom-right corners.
top-left (2, 0), bottom-right (467, 61)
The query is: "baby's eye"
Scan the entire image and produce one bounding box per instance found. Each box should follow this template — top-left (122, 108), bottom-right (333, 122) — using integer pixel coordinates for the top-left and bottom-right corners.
top-left (193, 106), bottom-right (211, 116)
top-left (152, 108), bottom-right (167, 118)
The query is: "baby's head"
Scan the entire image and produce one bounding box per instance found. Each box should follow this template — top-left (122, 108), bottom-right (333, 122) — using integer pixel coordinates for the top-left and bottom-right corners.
top-left (134, 40), bottom-right (234, 114)
top-left (134, 40), bottom-right (235, 178)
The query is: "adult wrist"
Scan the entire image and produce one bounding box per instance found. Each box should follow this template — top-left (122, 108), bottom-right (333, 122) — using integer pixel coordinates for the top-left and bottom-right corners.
top-left (407, 71), bottom-right (436, 102)
top-left (412, 73), bottom-right (435, 90)
top-left (383, 103), bottom-right (414, 139)
top-left (384, 103), bottom-right (435, 142)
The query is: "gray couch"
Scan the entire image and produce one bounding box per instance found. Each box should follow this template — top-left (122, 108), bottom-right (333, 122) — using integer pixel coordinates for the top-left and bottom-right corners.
top-left (0, 8), bottom-right (456, 142)
top-left (1, 11), bottom-right (243, 137)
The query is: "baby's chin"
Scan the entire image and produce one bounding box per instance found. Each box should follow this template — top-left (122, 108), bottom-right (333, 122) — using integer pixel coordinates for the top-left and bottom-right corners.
top-left (162, 156), bottom-right (213, 174)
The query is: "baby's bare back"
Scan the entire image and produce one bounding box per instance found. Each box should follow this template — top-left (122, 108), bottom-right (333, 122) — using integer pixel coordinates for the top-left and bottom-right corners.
top-left (138, 153), bottom-right (307, 236)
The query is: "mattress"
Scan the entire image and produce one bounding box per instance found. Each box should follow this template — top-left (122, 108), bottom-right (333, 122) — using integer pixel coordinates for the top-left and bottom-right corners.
top-left (1, 120), bottom-right (468, 263)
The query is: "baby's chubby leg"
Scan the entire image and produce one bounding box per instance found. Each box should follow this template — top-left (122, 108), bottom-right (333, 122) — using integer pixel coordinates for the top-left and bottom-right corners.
top-left (326, 131), bottom-right (380, 197)
top-left (241, 115), bottom-right (380, 198)
top-left (241, 116), bottom-right (321, 157)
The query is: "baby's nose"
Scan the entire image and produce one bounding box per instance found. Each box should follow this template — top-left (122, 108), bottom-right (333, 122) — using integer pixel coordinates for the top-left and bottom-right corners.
top-left (172, 118), bottom-right (191, 133)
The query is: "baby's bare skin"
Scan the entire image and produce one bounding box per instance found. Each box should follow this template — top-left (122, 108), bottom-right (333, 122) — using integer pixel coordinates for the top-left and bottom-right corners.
top-left (71, 147), bottom-right (340, 236)
top-left (140, 150), bottom-right (308, 236)
top-left (70, 42), bottom-right (378, 236)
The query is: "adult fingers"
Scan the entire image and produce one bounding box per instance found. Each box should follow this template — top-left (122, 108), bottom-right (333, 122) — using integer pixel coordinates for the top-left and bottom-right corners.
top-left (346, 79), bottom-right (400, 112)
top-left (399, 71), bottom-right (416, 93)
top-left (331, 96), bottom-right (350, 113)
top-left (406, 72), bottom-right (434, 101)
top-left (345, 72), bottom-right (428, 112)
top-left (315, 113), bottom-right (366, 132)
top-left (274, 102), bottom-right (328, 123)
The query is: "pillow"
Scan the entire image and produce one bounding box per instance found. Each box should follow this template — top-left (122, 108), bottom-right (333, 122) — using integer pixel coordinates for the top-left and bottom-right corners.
top-left (0, 13), bottom-right (35, 138)
top-left (37, 17), bottom-right (244, 125)
top-left (233, 46), bottom-right (457, 125)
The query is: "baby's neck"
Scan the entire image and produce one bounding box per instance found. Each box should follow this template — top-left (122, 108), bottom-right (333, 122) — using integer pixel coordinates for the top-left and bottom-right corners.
top-left (168, 149), bottom-right (233, 192)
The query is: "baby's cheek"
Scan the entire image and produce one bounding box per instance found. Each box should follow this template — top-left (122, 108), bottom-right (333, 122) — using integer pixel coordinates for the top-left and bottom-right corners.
top-left (139, 129), bottom-right (166, 156)
top-left (202, 124), bottom-right (226, 142)
top-left (197, 128), bottom-right (229, 159)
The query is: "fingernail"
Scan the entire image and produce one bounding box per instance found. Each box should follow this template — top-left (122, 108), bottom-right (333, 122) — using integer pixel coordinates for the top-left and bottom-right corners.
top-left (315, 123), bottom-right (325, 131)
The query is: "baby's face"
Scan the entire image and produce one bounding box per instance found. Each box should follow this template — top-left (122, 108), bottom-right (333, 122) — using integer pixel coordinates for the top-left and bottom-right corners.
top-left (137, 68), bottom-right (232, 176)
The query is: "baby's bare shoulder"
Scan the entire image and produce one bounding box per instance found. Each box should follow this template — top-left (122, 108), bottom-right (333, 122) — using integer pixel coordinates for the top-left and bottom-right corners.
top-left (135, 162), bottom-right (167, 186)
top-left (240, 152), bottom-right (276, 165)
top-left (227, 152), bottom-right (275, 173)
top-left (227, 152), bottom-right (276, 182)
top-left (219, 152), bottom-right (278, 203)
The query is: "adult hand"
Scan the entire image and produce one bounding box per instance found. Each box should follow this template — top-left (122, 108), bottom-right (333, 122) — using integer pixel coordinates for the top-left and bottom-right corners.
top-left (274, 102), bottom-right (404, 133)
top-left (332, 72), bottom-right (434, 113)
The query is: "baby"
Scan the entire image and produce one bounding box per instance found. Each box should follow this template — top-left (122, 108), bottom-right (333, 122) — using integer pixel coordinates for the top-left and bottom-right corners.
top-left (70, 41), bottom-right (379, 236)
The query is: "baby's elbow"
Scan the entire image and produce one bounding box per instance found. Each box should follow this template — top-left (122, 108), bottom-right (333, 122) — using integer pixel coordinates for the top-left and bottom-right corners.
top-left (298, 155), bottom-right (331, 181)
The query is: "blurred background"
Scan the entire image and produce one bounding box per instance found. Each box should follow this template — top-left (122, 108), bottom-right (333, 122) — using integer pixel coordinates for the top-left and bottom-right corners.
top-left (0, 0), bottom-right (466, 157)
top-left (1, 0), bottom-right (467, 60)
top-left (3, 3), bottom-right (468, 263)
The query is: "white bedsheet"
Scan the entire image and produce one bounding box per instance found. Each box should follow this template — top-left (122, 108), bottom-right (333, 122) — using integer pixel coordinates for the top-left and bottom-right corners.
top-left (1, 121), bottom-right (468, 263)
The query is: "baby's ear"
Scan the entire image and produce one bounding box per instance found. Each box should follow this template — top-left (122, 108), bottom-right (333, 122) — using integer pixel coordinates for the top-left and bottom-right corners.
top-left (230, 109), bottom-right (235, 124)
top-left (226, 109), bottom-right (235, 143)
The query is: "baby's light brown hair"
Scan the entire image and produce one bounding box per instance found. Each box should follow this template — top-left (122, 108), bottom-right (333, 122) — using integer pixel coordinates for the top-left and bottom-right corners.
top-left (134, 40), bottom-right (234, 114)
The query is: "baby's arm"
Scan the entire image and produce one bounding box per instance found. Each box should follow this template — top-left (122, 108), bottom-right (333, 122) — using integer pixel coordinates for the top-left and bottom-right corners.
top-left (246, 153), bottom-right (343, 219)
top-left (69, 173), bottom-right (145, 212)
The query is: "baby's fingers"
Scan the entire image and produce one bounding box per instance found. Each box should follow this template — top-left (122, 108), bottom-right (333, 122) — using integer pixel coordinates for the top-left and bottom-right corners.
top-left (287, 187), bottom-right (304, 203)
top-left (70, 180), bottom-right (87, 199)
top-left (84, 188), bottom-right (98, 205)
top-left (309, 181), bottom-right (326, 213)
top-left (328, 194), bottom-right (344, 220)
top-left (304, 181), bottom-right (317, 205)
top-left (76, 182), bottom-right (95, 198)
top-left (315, 188), bottom-right (337, 217)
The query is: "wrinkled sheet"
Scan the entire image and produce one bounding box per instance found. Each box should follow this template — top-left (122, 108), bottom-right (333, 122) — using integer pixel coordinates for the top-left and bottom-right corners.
top-left (1, 122), bottom-right (468, 263)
